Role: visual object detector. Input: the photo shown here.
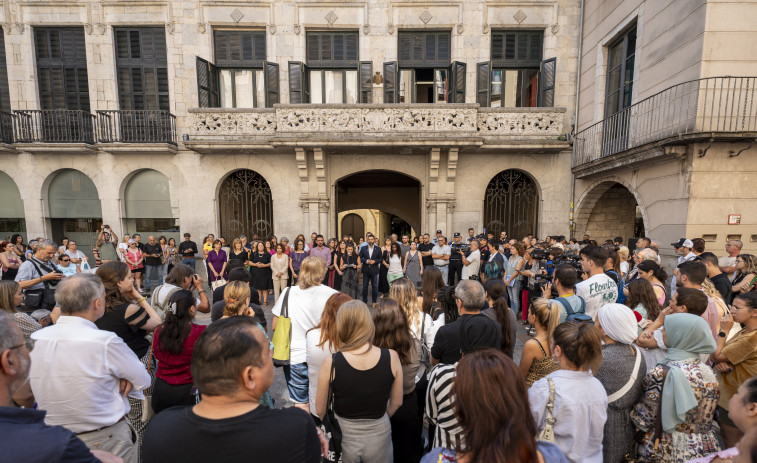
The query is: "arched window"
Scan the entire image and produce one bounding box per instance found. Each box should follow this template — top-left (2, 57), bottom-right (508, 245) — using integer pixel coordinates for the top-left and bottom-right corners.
top-left (341, 213), bottom-right (365, 240)
top-left (484, 169), bottom-right (539, 239)
top-left (218, 170), bottom-right (273, 239)
top-left (0, 171), bottom-right (25, 239)
top-left (124, 169), bottom-right (178, 239)
top-left (47, 169), bottom-right (102, 262)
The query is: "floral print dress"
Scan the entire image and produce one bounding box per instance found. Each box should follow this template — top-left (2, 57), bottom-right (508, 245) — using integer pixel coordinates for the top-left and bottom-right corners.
top-left (630, 358), bottom-right (720, 462)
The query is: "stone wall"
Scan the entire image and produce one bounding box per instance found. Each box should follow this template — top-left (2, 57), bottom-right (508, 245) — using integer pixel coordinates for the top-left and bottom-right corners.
top-left (582, 184), bottom-right (637, 243)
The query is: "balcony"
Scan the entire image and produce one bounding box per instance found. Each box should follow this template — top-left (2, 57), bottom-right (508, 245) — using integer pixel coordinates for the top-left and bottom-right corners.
top-left (0, 112), bottom-right (15, 150)
top-left (97, 110), bottom-right (178, 154)
top-left (13, 110), bottom-right (96, 153)
top-left (184, 105), bottom-right (568, 154)
top-left (573, 76), bottom-right (757, 177)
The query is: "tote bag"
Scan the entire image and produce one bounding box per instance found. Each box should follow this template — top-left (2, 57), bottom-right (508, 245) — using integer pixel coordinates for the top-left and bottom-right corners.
top-left (271, 287), bottom-right (292, 366)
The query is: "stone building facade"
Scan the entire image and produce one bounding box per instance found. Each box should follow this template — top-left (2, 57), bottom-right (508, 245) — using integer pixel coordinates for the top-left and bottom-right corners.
top-left (0, 0), bottom-right (580, 257)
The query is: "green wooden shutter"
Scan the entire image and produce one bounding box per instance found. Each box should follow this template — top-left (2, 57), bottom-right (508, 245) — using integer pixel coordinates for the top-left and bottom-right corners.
top-left (476, 62), bottom-right (491, 107)
top-left (398, 31), bottom-right (452, 68)
top-left (359, 61), bottom-right (373, 103)
top-left (265, 61), bottom-right (280, 107)
top-left (452, 61), bottom-right (466, 103)
top-left (196, 56), bottom-right (219, 107)
top-left (538, 57), bottom-right (556, 107)
top-left (383, 61), bottom-right (397, 103)
top-left (288, 61), bottom-right (309, 104)
top-left (491, 30), bottom-right (543, 68)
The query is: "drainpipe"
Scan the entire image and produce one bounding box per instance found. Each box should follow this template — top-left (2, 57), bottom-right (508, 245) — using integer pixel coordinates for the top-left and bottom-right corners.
top-left (570, 0), bottom-right (585, 239)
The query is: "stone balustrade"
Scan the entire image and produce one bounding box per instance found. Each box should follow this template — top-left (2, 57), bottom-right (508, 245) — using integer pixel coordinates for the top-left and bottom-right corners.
top-left (186, 105), bottom-right (566, 147)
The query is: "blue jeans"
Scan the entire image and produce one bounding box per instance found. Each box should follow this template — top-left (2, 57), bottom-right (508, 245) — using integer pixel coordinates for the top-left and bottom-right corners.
top-left (144, 265), bottom-right (163, 290)
top-left (507, 278), bottom-right (522, 318)
top-left (362, 272), bottom-right (379, 303)
top-left (181, 257), bottom-right (195, 271)
top-left (282, 362), bottom-right (309, 404)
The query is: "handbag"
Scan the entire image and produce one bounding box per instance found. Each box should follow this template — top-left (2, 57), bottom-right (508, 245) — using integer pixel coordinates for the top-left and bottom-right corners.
top-left (271, 287), bottom-right (292, 367)
top-left (417, 314), bottom-right (431, 381)
top-left (23, 259), bottom-right (59, 310)
top-left (210, 277), bottom-right (227, 291)
top-left (536, 378), bottom-right (556, 443)
top-left (607, 345), bottom-right (642, 403)
top-left (623, 365), bottom-right (669, 463)
top-left (141, 340), bottom-right (155, 423)
top-left (320, 354), bottom-right (342, 462)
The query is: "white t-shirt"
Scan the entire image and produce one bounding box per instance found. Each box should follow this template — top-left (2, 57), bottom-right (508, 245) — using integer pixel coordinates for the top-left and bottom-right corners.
top-left (272, 284), bottom-right (337, 364)
top-left (719, 256), bottom-right (738, 280)
top-left (576, 273), bottom-right (618, 320)
top-left (117, 242), bottom-right (129, 261)
top-left (305, 328), bottom-right (334, 416)
top-left (619, 261), bottom-right (629, 276)
top-left (461, 250), bottom-right (481, 280)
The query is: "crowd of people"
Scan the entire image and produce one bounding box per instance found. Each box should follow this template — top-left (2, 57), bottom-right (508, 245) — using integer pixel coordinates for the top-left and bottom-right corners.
top-left (1, 227), bottom-right (757, 463)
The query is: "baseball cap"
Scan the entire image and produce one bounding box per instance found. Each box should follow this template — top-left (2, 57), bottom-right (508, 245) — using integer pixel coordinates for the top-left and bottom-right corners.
top-left (672, 238), bottom-right (693, 248)
top-left (453, 232), bottom-right (461, 237)
top-left (436, 230), bottom-right (442, 234)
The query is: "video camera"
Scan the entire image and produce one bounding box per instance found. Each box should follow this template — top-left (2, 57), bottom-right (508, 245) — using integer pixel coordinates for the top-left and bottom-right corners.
top-left (529, 249), bottom-right (584, 291)
top-left (450, 242), bottom-right (470, 255)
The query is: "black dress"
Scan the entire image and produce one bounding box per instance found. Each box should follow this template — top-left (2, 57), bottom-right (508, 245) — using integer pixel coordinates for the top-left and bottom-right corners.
top-left (250, 252), bottom-right (271, 290)
top-left (227, 249), bottom-right (248, 272)
top-left (333, 250), bottom-right (343, 290)
top-left (379, 249), bottom-right (390, 294)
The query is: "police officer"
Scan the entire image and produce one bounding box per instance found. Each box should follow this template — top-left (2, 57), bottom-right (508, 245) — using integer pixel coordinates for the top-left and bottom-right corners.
top-left (448, 232), bottom-right (464, 285)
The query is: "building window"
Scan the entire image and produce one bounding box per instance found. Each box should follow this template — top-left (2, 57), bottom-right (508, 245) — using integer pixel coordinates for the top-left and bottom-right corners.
top-left (114, 28), bottom-right (169, 111)
top-left (0, 29), bottom-right (11, 112)
top-left (196, 30), bottom-right (279, 108)
top-left (311, 70), bottom-right (358, 104)
top-left (384, 31), bottom-right (464, 104)
top-left (605, 25), bottom-right (636, 117)
top-left (477, 30), bottom-right (555, 108)
top-left (34, 28), bottom-right (90, 111)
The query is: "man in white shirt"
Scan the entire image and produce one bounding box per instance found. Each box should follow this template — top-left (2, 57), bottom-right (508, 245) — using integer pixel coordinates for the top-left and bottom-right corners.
top-left (575, 245), bottom-right (618, 320)
top-left (670, 238), bottom-right (698, 296)
top-left (460, 240), bottom-right (481, 280)
top-left (30, 274), bottom-right (151, 462)
top-left (431, 236), bottom-right (451, 282)
top-left (719, 239), bottom-right (742, 280)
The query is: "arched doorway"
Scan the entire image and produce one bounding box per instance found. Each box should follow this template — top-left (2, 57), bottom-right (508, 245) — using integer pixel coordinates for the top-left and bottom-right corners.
top-left (577, 182), bottom-right (644, 244)
top-left (0, 171), bottom-right (26, 242)
top-left (47, 169), bottom-right (103, 263)
top-left (218, 169), bottom-right (273, 240)
top-left (124, 169), bottom-right (179, 242)
top-left (341, 213), bottom-right (365, 240)
top-left (484, 169), bottom-right (539, 240)
top-left (335, 171), bottom-right (421, 240)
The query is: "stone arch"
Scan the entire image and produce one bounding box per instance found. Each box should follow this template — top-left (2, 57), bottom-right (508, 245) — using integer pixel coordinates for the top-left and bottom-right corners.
top-left (217, 169), bottom-right (274, 239)
top-left (574, 176), bottom-right (648, 242)
top-left (0, 170), bottom-right (26, 240)
top-left (483, 169), bottom-right (541, 239)
top-left (45, 169), bottom-right (102, 218)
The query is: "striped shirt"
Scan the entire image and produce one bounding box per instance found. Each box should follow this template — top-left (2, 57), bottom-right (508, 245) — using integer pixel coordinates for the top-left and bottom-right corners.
top-left (425, 363), bottom-right (464, 450)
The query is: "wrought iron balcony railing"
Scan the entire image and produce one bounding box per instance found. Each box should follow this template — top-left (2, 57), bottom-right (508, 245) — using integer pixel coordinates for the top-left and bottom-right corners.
top-left (573, 76), bottom-right (757, 168)
top-left (97, 110), bottom-right (177, 145)
top-left (13, 109), bottom-right (96, 144)
top-left (0, 111), bottom-right (15, 144)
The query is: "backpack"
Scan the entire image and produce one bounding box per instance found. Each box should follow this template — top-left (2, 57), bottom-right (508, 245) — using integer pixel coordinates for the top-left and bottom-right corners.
top-left (555, 296), bottom-right (594, 325)
top-left (483, 258), bottom-right (502, 281)
top-left (606, 270), bottom-right (627, 304)
top-left (151, 284), bottom-right (182, 321)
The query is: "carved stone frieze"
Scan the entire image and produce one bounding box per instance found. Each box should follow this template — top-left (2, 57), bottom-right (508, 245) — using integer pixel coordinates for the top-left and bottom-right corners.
top-left (477, 111), bottom-right (563, 136)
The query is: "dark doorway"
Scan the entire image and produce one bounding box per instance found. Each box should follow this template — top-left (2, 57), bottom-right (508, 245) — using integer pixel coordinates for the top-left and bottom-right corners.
top-left (390, 215), bottom-right (412, 238)
top-left (341, 213), bottom-right (365, 240)
top-left (218, 169), bottom-right (273, 240)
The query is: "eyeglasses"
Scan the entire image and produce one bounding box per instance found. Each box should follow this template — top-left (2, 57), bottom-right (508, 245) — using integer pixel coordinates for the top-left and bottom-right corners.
top-left (60, 259), bottom-right (70, 262)
top-left (8, 338), bottom-right (34, 353)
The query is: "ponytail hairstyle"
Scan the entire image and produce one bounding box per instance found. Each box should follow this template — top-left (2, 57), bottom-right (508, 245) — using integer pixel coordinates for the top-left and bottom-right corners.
top-left (157, 289), bottom-right (195, 355)
top-left (484, 279), bottom-right (514, 355)
top-left (529, 297), bottom-right (561, 344)
top-left (552, 322), bottom-right (603, 372)
top-left (223, 280), bottom-right (251, 318)
top-left (637, 260), bottom-right (668, 285)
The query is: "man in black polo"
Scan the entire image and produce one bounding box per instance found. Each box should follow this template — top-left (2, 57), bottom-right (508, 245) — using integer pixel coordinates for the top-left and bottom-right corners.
top-left (418, 234), bottom-right (434, 270)
top-left (143, 235), bottom-right (163, 293)
top-left (178, 233), bottom-right (198, 271)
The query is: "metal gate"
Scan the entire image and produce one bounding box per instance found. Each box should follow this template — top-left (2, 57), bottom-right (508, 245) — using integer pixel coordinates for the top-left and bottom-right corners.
top-left (218, 170), bottom-right (273, 240)
top-left (483, 169), bottom-right (539, 240)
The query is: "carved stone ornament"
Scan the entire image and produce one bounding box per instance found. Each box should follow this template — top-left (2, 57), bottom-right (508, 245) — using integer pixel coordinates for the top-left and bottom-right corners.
top-left (198, 23), bottom-right (207, 33)
top-left (325, 10), bottom-right (338, 25)
top-left (419, 10), bottom-right (433, 24)
top-left (318, 201), bottom-right (330, 212)
top-left (551, 24), bottom-right (560, 35)
top-left (231, 9), bottom-right (244, 23)
top-left (482, 23), bottom-right (489, 34)
top-left (513, 10), bottom-right (527, 24)
top-left (363, 24), bottom-right (370, 35)
top-left (456, 24), bottom-right (463, 34)
top-left (294, 24), bottom-right (301, 35)
top-left (166, 22), bottom-right (175, 35)
top-left (387, 24), bottom-right (395, 35)
top-left (426, 200), bottom-right (438, 212)
top-left (298, 201), bottom-right (309, 212)
top-left (269, 24), bottom-right (276, 34)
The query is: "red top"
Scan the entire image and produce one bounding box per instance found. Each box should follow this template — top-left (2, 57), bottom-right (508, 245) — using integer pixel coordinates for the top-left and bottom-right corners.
top-left (153, 324), bottom-right (206, 385)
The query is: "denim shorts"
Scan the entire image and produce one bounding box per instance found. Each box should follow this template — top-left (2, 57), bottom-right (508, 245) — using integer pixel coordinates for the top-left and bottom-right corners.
top-left (283, 362), bottom-right (309, 404)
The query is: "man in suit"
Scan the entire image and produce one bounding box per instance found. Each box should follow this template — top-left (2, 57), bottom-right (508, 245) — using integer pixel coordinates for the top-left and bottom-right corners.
top-left (359, 234), bottom-right (381, 304)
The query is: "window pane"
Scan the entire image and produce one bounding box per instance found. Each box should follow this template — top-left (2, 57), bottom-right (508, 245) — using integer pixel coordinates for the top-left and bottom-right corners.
top-left (400, 70), bottom-right (412, 103)
top-left (234, 70), bottom-right (254, 108)
top-left (434, 69), bottom-right (448, 103)
top-left (345, 70), bottom-right (357, 104)
top-left (325, 70), bottom-right (343, 104)
top-left (255, 70), bottom-right (265, 108)
top-left (310, 70), bottom-right (323, 104)
top-left (220, 69), bottom-right (233, 108)
top-left (491, 70), bottom-right (502, 108)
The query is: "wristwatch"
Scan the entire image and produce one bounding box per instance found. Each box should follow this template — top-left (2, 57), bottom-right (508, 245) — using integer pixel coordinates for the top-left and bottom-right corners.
top-left (718, 331), bottom-right (727, 338)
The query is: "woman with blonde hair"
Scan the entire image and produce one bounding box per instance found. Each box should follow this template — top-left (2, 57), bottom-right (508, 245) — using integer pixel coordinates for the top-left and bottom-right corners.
top-left (316, 300), bottom-right (403, 463)
top-left (519, 297), bottom-right (560, 387)
top-left (617, 246), bottom-right (630, 278)
top-left (221, 280), bottom-right (253, 318)
top-left (272, 255), bottom-right (337, 412)
top-left (731, 254), bottom-right (757, 303)
top-left (390, 277), bottom-right (434, 351)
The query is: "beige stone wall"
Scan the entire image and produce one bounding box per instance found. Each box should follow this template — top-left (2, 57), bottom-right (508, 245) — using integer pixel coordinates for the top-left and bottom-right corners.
top-left (582, 184), bottom-right (637, 242)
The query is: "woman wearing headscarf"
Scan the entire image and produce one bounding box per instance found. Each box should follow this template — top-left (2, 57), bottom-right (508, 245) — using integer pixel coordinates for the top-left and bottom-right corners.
top-left (594, 303), bottom-right (647, 463)
top-left (630, 313), bottom-right (720, 461)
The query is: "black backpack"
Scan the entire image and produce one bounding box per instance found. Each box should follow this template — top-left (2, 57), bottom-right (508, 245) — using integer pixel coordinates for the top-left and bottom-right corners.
top-left (554, 296), bottom-right (593, 325)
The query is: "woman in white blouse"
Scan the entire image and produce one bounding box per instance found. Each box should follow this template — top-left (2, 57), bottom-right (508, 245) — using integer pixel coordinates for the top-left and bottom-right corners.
top-left (270, 243), bottom-right (289, 304)
top-left (528, 322), bottom-right (608, 463)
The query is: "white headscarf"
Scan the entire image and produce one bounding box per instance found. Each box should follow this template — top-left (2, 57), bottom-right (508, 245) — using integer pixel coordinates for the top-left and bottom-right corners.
top-left (597, 303), bottom-right (638, 345)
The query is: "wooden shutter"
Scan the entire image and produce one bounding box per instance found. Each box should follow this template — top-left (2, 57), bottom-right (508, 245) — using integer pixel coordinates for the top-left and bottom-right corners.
top-left (538, 57), bottom-right (556, 107)
top-left (115, 28), bottom-right (169, 111)
top-left (214, 30), bottom-right (266, 67)
top-left (476, 62), bottom-right (491, 107)
top-left (306, 31), bottom-right (359, 68)
top-left (359, 61), bottom-right (373, 103)
top-left (383, 61), bottom-right (398, 103)
top-left (451, 61), bottom-right (466, 103)
top-left (196, 56), bottom-right (219, 107)
top-left (265, 61), bottom-right (280, 107)
top-left (491, 30), bottom-right (543, 68)
top-left (0, 29), bottom-right (9, 112)
top-left (398, 31), bottom-right (452, 68)
top-left (288, 61), bottom-right (309, 104)
top-left (35, 28), bottom-right (90, 111)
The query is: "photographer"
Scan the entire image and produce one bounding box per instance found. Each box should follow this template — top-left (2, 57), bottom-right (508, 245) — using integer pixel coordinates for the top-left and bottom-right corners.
top-left (95, 224), bottom-right (119, 263)
top-left (448, 233), bottom-right (465, 285)
top-left (15, 240), bottom-right (65, 312)
top-left (152, 263), bottom-right (210, 319)
top-left (542, 264), bottom-right (586, 323)
top-left (460, 240), bottom-right (481, 281)
top-left (519, 248), bottom-right (545, 306)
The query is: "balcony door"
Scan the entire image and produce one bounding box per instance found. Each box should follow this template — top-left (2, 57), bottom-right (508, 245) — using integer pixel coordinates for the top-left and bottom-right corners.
top-left (602, 25), bottom-right (636, 156)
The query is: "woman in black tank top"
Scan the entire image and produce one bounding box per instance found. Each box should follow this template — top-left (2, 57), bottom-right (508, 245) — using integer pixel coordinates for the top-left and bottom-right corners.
top-left (315, 300), bottom-right (403, 463)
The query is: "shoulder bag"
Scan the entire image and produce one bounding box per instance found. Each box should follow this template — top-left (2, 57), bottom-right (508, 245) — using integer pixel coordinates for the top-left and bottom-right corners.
top-left (623, 365), bottom-right (669, 463)
top-left (23, 259), bottom-right (59, 310)
top-left (537, 378), bottom-right (556, 443)
top-left (151, 285), bottom-right (181, 321)
top-left (417, 314), bottom-right (431, 379)
top-left (271, 287), bottom-right (292, 367)
top-left (210, 277), bottom-right (227, 291)
top-left (321, 353), bottom-right (342, 462)
top-left (608, 345), bottom-right (642, 403)
top-left (141, 339), bottom-right (155, 423)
